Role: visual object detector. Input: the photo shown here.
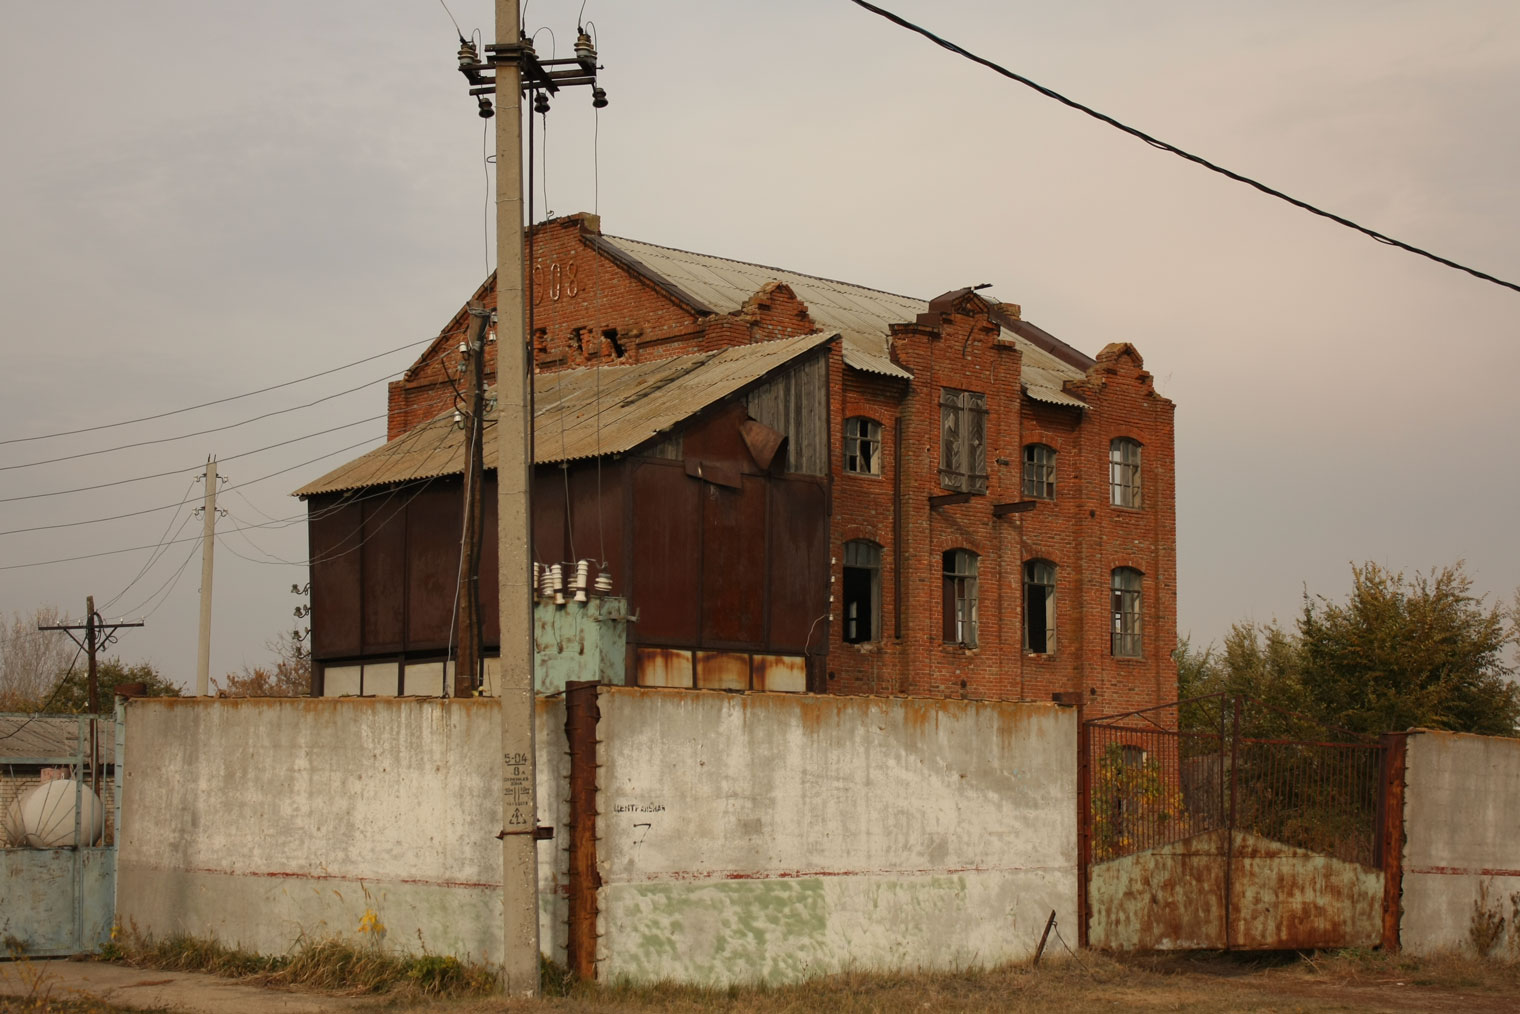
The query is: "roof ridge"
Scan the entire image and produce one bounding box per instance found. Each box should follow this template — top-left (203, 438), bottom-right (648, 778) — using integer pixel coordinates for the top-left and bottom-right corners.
top-left (601, 233), bottom-right (926, 306)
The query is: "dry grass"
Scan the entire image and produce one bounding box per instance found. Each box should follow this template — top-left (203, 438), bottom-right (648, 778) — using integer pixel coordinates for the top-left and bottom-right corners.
top-left (111, 929), bottom-right (496, 1000)
top-left (407, 950), bottom-right (1520, 1014)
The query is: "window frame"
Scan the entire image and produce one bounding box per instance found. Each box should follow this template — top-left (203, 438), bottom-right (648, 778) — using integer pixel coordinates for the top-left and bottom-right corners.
top-left (1111, 567), bottom-right (1143, 658)
top-left (843, 416), bottom-right (883, 476)
top-left (1109, 438), bottom-right (1142, 508)
top-left (1023, 559), bottom-right (1056, 654)
top-left (939, 389), bottom-right (988, 494)
top-left (842, 540), bottom-right (883, 644)
top-left (941, 549), bottom-right (980, 647)
top-left (1022, 443), bottom-right (1056, 500)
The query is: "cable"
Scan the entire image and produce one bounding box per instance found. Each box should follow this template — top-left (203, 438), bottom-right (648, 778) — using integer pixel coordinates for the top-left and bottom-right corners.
top-left (0, 413), bottom-right (386, 505)
top-left (846, 0), bottom-right (1520, 295)
top-left (99, 499), bottom-right (199, 613)
top-left (114, 541), bottom-right (201, 622)
top-left (0, 435), bottom-right (383, 572)
top-left (0, 373), bottom-right (396, 475)
top-left (483, 116), bottom-right (494, 280)
top-left (0, 337), bottom-right (430, 449)
top-left (0, 416), bottom-right (385, 537)
top-left (0, 644), bottom-right (84, 738)
top-left (437, 0), bottom-right (464, 39)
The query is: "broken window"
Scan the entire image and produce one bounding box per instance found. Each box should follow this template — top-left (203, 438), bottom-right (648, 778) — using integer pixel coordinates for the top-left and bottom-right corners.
top-left (942, 549), bottom-right (979, 647)
top-left (1023, 559), bottom-right (1056, 654)
top-left (843, 417), bottom-right (883, 476)
top-left (1022, 443), bottom-right (1055, 500)
top-left (842, 540), bottom-right (882, 644)
top-left (1110, 438), bottom-right (1142, 508)
top-left (1111, 567), bottom-right (1143, 657)
top-left (939, 389), bottom-right (988, 493)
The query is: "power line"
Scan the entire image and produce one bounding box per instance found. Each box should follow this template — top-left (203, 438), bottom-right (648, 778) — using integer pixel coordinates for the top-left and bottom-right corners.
top-left (0, 337), bottom-right (432, 448)
top-left (0, 414), bottom-right (389, 505)
top-left (0, 373), bottom-right (398, 475)
top-left (846, 0), bottom-right (1520, 295)
top-left (0, 416), bottom-right (386, 537)
top-left (0, 435), bottom-right (383, 571)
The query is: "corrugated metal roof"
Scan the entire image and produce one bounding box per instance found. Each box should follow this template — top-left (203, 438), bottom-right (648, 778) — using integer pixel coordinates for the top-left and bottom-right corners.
top-left (295, 332), bottom-right (837, 497)
top-left (0, 715), bottom-right (110, 763)
top-left (598, 235), bottom-right (1091, 392)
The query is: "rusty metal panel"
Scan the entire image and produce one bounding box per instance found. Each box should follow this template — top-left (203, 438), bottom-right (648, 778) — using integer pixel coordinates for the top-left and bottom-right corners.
top-left (695, 652), bottom-right (750, 690)
top-left (480, 477), bottom-right (500, 647)
top-left (359, 494), bottom-right (406, 655)
top-left (1229, 832), bottom-right (1382, 950)
top-left (308, 496), bottom-right (362, 659)
top-left (635, 647), bottom-right (693, 688)
top-left (1379, 733), bottom-right (1408, 951)
top-left (404, 482), bottom-right (463, 651)
top-left (767, 478), bottom-right (829, 653)
top-left (565, 682), bottom-right (601, 981)
top-left (629, 463), bottom-right (701, 643)
top-left (700, 478), bottom-right (766, 646)
top-left (751, 655), bottom-right (806, 693)
top-left (1089, 830), bottom-right (1229, 950)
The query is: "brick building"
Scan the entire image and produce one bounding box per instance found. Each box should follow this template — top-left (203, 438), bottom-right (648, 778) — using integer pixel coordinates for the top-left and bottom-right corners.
top-left (304, 213), bottom-right (1177, 714)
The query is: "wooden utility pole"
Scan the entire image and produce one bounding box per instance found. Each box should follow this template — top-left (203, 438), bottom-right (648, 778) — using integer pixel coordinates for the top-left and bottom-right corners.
top-left (195, 456), bottom-right (218, 696)
top-left (38, 599), bottom-right (144, 712)
top-left (453, 304), bottom-right (491, 698)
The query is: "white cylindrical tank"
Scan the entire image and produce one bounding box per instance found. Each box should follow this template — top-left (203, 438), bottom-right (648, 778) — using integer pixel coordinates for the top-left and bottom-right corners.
top-left (17, 779), bottom-right (104, 848)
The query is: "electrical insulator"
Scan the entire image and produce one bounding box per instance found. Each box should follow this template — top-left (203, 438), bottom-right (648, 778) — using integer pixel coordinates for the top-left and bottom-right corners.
top-left (458, 39), bottom-right (479, 71)
top-left (533, 91), bottom-right (550, 115)
top-left (574, 30), bottom-right (597, 67)
top-left (477, 96), bottom-right (495, 120)
top-left (591, 86), bottom-right (608, 109)
top-left (594, 569), bottom-right (613, 594)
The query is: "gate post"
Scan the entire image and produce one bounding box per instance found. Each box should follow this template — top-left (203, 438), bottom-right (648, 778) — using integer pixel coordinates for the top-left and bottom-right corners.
top-left (1378, 733), bottom-right (1408, 952)
top-left (1060, 692), bottom-right (1090, 949)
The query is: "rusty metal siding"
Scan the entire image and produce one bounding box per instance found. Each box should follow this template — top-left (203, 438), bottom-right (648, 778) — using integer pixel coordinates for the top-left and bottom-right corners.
top-left (700, 478), bottom-right (767, 646)
top-left (404, 483), bottom-right (462, 652)
top-left (766, 478), bottom-right (829, 652)
top-left (565, 682), bottom-right (601, 980)
top-left (309, 496), bottom-right (362, 659)
top-left (360, 494), bottom-right (406, 655)
top-left (746, 351), bottom-right (829, 476)
top-left (629, 462), bottom-right (702, 644)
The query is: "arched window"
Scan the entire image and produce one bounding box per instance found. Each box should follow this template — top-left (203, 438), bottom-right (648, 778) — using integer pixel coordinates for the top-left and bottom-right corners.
top-left (942, 549), bottom-right (979, 647)
top-left (842, 540), bottom-right (882, 644)
top-left (1111, 567), bottom-right (1143, 657)
top-left (1022, 444), bottom-right (1056, 500)
top-left (1024, 560), bottom-right (1056, 654)
top-left (843, 417), bottom-right (883, 475)
top-left (1110, 438), bottom-right (1142, 508)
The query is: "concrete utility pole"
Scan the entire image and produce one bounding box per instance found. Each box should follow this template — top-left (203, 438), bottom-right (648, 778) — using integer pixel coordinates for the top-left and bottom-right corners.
top-left (493, 0), bottom-right (540, 994)
top-left (457, 4), bottom-right (604, 989)
top-left (195, 456), bottom-right (218, 696)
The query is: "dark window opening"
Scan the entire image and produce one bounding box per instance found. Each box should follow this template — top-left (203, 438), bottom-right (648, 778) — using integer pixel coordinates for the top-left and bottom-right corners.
top-left (603, 328), bottom-right (625, 357)
top-left (842, 540), bottom-right (882, 644)
top-left (1111, 567), bottom-right (1143, 657)
top-left (1024, 559), bottom-right (1056, 654)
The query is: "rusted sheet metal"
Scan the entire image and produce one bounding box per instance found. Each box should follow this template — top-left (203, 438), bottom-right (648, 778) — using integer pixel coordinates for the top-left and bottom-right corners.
top-left (294, 332), bottom-right (835, 496)
top-left (635, 647), bottom-right (693, 688)
top-left (751, 655), bottom-right (806, 693)
top-left (1380, 733), bottom-right (1408, 952)
top-left (565, 681), bottom-right (602, 981)
top-left (695, 651), bottom-right (750, 690)
top-left (1088, 829), bottom-right (1383, 951)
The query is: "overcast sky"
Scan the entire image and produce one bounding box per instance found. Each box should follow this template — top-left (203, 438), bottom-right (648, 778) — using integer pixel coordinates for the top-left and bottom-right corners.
top-left (2, 0), bottom-right (1517, 690)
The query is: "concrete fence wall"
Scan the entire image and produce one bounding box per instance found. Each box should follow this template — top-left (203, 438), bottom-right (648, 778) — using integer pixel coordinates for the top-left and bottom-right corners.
top-left (1399, 730), bottom-right (1520, 957)
top-left (590, 688), bottom-right (1078, 985)
top-left (117, 697), bottom-right (570, 966)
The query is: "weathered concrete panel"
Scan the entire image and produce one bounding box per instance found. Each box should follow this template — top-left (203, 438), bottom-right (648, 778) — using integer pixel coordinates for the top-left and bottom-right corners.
top-left (1401, 730), bottom-right (1520, 957)
top-left (593, 689), bottom-right (1077, 985)
top-left (118, 697), bottom-right (568, 967)
top-left (1089, 830), bottom-right (1381, 951)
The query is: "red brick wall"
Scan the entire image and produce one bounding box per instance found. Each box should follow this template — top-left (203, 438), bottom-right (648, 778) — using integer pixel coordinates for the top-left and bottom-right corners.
top-left (383, 218), bottom-right (1178, 713)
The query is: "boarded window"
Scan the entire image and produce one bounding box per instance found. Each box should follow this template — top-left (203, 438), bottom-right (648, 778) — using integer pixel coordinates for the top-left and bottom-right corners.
top-left (1110, 438), bottom-right (1142, 508)
top-left (843, 540), bottom-right (882, 644)
top-left (939, 389), bottom-right (988, 493)
top-left (942, 549), bottom-right (979, 647)
top-left (1111, 567), bottom-right (1143, 657)
top-left (1022, 444), bottom-right (1056, 500)
top-left (843, 417), bottom-right (883, 476)
top-left (1024, 559), bottom-right (1056, 654)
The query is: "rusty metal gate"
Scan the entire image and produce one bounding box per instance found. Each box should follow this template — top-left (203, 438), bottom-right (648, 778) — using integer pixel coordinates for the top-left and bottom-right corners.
top-left (1079, 695), bottom-right (1403, 951)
